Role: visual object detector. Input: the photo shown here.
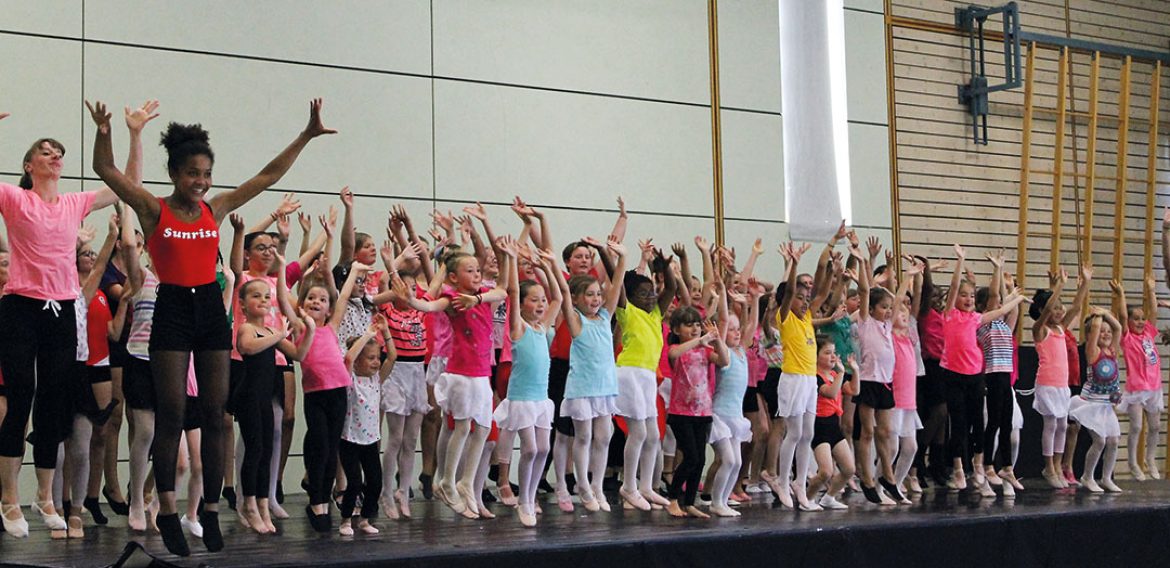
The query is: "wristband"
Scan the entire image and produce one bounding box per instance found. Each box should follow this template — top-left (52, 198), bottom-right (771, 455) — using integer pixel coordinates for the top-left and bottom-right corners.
top-left (475, 293), bottom-right (483, 305)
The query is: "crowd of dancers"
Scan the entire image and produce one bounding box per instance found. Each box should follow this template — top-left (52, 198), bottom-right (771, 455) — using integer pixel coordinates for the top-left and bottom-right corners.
top-left (0, 99), bottom-right (1165, 559)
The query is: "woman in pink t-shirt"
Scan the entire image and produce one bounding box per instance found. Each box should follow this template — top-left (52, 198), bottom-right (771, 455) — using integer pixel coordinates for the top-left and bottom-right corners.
top-left (0, 109), bottom-right (132, 538)
top-left (1113, 276), bottom-right (1163, 480)
top-left (940, 245), bottom-right (1028, 493)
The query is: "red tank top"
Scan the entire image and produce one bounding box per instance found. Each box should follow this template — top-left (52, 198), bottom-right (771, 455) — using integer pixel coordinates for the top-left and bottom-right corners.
top-left (147, 198), bottom-right (220, 286)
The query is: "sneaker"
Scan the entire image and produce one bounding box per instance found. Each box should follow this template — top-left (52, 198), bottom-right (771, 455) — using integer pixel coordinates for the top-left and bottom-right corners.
top-left (745, 481), bottom-right (768, 494)
top-left (818, 494), bottom-right (849, 510)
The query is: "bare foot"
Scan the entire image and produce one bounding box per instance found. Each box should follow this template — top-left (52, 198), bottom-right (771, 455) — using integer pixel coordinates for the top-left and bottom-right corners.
top-left (666, 500), bottom-right (687, 518)
top-left (685, 506), bottom-right (710, 519)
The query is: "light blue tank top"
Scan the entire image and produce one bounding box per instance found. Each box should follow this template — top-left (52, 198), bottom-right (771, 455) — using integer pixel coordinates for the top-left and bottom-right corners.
top-left (565, 308), bottom-right (618, 399)
top-left (506, 323), bottom-right (553, 402)
top-left (713, 347), bottom-right (748, 417)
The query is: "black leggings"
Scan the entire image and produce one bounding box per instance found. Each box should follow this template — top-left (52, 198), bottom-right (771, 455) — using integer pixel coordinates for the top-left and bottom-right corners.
top-left (339, 440), bottom-right (382, 519)
top-left (0, 294), bottom-right (76, 468)
top-left (666, 414), bottom-right (711, 507)
top-left (303, 387), bottom-right (347, 507)
top-left (945, 371), bottom-right (985, 466)
top-left (150, 350), bottom-right (229, 501)
top-left (982, 372), bottom-right (1013, 469)
top-left (237, 392), bottom-right (275, 498)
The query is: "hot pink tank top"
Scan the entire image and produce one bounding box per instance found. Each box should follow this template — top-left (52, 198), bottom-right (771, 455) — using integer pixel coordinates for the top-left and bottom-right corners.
top-left (1035, 326), bottom-right (1070, 387)
top-left (300, 326), bottom-right (351, 393)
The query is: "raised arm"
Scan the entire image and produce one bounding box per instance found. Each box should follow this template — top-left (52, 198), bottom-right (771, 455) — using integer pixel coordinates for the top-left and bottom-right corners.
top-left (1084, 310), bottom-right (1104, 363)
top-left (228, 213), bottom-right (245, 279)
top-left (1145, 273), bottom-right (1158, 328)
top-left (1032, 269), bottom-right (1067, 339)
top-left (609, 196), bottom-right (629, 245)
top-left (1061, 263), bottom-right (1092, 329)
top-left (602, 238), bottom-right (627, 314)
top-left (337, 186), bottom-right (355, 265)
top-left (1109, 279), bottom-right (1128, 332)
top-left (654, 247), bottom-right (680, 314)
top-left (777, 243), bottom-right (802, 321)
top-left (331, 261), bottom-right (370, 329)
top-left (82, 214), bottom-right (120, 303)
top-left (499, 236), bottom-right (524, 341)
top-left (986, 249), bottom-right (1004, 312)
top-left (345, 321), bottom-right (380, 372)
top-left (86, 101), bottom-right (161, 227)
top-left (945, 244), bottom-right (967, 312)
top-left (208, 99), bottom-right (335, 220)
top-left (810, 222), bottom-right (847, 315)
top-left (247, 194), bottom-right (302, 234)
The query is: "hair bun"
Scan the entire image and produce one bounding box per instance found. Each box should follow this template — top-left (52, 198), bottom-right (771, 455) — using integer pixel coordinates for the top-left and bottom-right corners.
top-left (1029, 288), bottom-right (1052, 321)
top-left (159, 122), bottom-right (210, 151)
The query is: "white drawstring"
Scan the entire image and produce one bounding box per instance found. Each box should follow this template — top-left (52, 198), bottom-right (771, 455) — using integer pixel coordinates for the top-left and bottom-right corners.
top-left (42, 299), bottom-right (62, 317)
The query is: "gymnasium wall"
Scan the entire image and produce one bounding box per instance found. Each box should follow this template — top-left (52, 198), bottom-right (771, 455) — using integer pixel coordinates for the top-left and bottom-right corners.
top-left (889, 0), bottom-right (1170, 472)
top-left (0, 1), bottom-right (891, 490)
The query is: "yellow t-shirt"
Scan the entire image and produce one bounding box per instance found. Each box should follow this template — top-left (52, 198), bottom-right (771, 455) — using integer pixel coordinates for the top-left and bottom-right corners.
top-left (615, 304), bottom-right (664, 371)
top-left (778, 309), bottom-right (816, 376)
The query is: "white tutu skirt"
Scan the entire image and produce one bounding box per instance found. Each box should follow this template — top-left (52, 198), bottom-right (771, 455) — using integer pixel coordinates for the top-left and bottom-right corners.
top-left (1032, 385), bottom-right (1071, 418)
top-left (381, 360), bottom-right (431, 416)
top-left (776, 373), bottom-right (818, 418)
top-left (560, 395), bottom-right (619, 422)
top-left (434, 372), bottom-right (493, 427)
top-left (615, 366), bottom-right (658, 420)
top-left (425, 356), bottom-right (448, 386)
top-left (892, 408), bottom-right (923, 437)
top-left (1068, 395), bottom-right (1121, 437)
top-left (1012, 391), bottom-right (1024, 429)
top-left (1122, 389), bottom-right (1164, 412)
top-left (494, 398), bottom-right (555, 431)
top-left (709, 412), bottom-right (753, 444)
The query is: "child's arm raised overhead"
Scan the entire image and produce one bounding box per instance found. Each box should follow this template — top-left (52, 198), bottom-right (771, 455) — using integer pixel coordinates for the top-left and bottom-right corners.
top-left (739, 238), bottom-right (764, 287)
top-left (810, 222), bottom-right (847, 316)
top-left (345, 320), bottom-right (381, 372)
top-left (83, 214), bottom-right (120, 304)
top-left (1002, 270), bottom-right (1020, 332)
top-left (375, 313), bottom-right (397, 379)
top-left (609, 196), bottom-right (629, 249)
top-left (332, 260), bottom-right (372, 329)
top-left (742, 279), bottom-right (765, 347)
top-left (337, 186), bottom-right (356, 266)
top-left (707, 318), bottom-right (731, 367)
top-left (1062, 264), bottom-right (1092, 330)
top-left (892, 258), bottom-right (921, 316)
top-left (1032, 269), bottom-right (1068, 341)
top-left (907, 255), bottom-right (925, 320)
top-left (855, 244), bottom-right (872, 322)
top-left (695, 236), bottom-right (716, 294)
top-left (500, 236), bottom-right (524, 342)
top-left (536, 249), bottom-right (565, 328)
top-left (985, 249), bottom-right (1005, 312)
top-left (584, 236), bottom-right (617, 283)
top-left (655, 247), bottom-right (680, 314)
top-left (981, 287), bottom-right (1030, 325)
top-left (671, 242), bottom-right (693, 308)
top-left (1109, 279), bottom-right (1128, 332)
top-left (229, 213), bottom-right (246, 281)
top-left (602, 237), bottom-right (628, 315)
top-left (1084, 308), bottom-right (1105, 363)
top-left (546, 247), bottom-right (581, 337)
top-left (1145, 273), bottom-right (1158, 329)
top-left (777, 242), bottom-right (800, 322)
top-left (945, 244), bottom-right (967, 313)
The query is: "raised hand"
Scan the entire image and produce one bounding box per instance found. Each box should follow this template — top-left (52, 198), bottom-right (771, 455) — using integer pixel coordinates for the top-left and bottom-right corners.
top-left (302, 98), bottom-right (337, 138)
top-left (695, 236), bottom-right (710, 252)
top-left (846, 230), bottom-right (860, 249)
top-left (318, 213), bottom-right (334, 239)
top-left (84, 100), bottom-right (113, 134)
top-left (297, 211), bottom-right (312, 233)
top-left (582, 236), bottom-right (604, 249)
top-left (606, 236), bottom-right (627, 257)
top-left (463, 202), bottom-right (488, 221)
top-left (0, 112), bottom-right (9, 121)
top-left (430, 209), bottom-right (454, 234)
top-left (985, 249), bottom-right (1004, 268)
top-left (380, 240), bottom-right (397, 267)
top-left (339, 186), bottom-right (354, 209)
top-left (930, 259), bottom-right (950, 272)
top-left (78, 225), bottom-right (96, 244)
top-left (752, 238), bottom-right (764, 256)
top-left (275, 213), bottom-right (291, 240)
top-left (617, 196), bottom-right (627, 218)
top-left (230, 213), bottom-right (245, 232)
top-left (124, 100), bottom-right (160, 133)
top-left (274, 193), bottom-right (302, 217)
top-left (1108, 279), bottom-right (1123, 294)
top-left (495, 235), bottom-right (519, 258)
top-left (350, 261), bottom-right (372, 276)
top-left (866, 236), bottom-right (882, 258)
top-left (1081, 263), bottom-right (1094, 282)
top-left (834, 220), bottom-right (848, 241)
top-left (671, 242), bottom-right (687, 260)
top-left (953, 243), bottom-right (967, 260)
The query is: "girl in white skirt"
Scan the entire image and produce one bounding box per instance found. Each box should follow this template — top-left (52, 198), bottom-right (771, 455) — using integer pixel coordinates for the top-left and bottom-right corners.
top-left (1114, 276), bottom-right (1163, 480)
top-left (1031, 269), bottom-right (1072, 488)
top-left (1069, 307), bottom-right (1124, 493)
top-left (494, 239), bottom-right (562, 527)
top-left (708, 284), bottom-right (762, 517)
top-left (890, 260), bottom-right (924, 503)
top-left (557, 238), bottom-right (627, 512)
top-left (393, 251), bottom-right (508, 519)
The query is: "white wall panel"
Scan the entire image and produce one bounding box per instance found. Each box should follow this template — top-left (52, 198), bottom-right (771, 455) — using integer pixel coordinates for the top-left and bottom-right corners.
top-left (82, 44), bottom-right (433, 201)
top-left (844, 0), bottom-right (884, 14)
top-left (0, 36), bottom-right (83, 180)
top-left (718, 0), bottom-right (782, 113)
top-left (721, 110), bottom-right (784, 222)
top-left (847, 122), bottom-right (892, 228)
top-left (0, 0), bottom-right (82, 37)
top-left (433, 79), bottom-right (713, 216)
top-left (844, 9), bottom-right (889, 125)
top-left (85, 0), bottom-right (431, 74)
top-left (433, 0), bottom-right (709, 104)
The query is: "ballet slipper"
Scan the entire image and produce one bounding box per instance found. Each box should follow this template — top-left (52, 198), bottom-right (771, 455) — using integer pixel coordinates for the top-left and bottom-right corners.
top-left (518, 504), bottom-right (537, 528)
top-left (269, 502), bottom-right (290, 519)
top-left (1132, 465), bottom-right (1148, 481)
top-left (338, 519), bottom-right (354, 536)
top-left (2, 504), bottom-right (30, 538)
top-left (685, 505), bottom-right (710, 519)
top-left (477, 505), bottom-right (496, 520)
top-left (128, 502), bottom-right (147, 532)
top-left (67, 515), bottom-right (84, 539)
top-left (666, 500), bottom-right (687, 518)
top-left (33, 500), bottom-right (67, 530)
top-left (1079, 475), bottom-right (1103, 493)
top-left (358, 519), bottom-right (380, 534)
top-left (556, 489), bottom-right (575, 513)
top-left (620, 487), bottom-right (651, 511)
top-left (381, 496), bottom-right (400, 521)
top-left (1042, 469), bottom-right (1064, 489)
top-left (454, 484), bottom-right (480, 520)
top-left (985, 468), bottom-right (1003, 486)
top-left (641, 489), bottom-right (670, 507)
top-left (434, 483), bottom-right (466, 515)
top-left (396, 490), bottom-right (412, 519)
top-left (1100, 477), bottom-right (1123, 493)
top-left (497, 484), bottom-right (519, 507)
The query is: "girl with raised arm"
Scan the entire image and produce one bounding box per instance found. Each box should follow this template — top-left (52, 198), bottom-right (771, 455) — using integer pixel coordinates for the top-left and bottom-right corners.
top-left (87, 98), bottom-right (334, 555)
top-left (1069, 305), bottom-right (1124, 493)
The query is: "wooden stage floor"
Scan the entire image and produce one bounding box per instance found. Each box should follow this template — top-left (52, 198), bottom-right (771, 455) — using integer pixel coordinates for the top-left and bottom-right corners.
top-left (4, 479), bottom-right (1170, 567)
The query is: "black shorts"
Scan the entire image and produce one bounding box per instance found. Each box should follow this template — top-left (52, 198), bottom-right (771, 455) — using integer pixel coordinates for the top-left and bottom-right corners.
top-left (760, 367), bottom-right (782, 417)
top-left (855, 380), bottom-right (895, 410)
top-left (149, 283), bottom-right (232, 352)
top-left (124, 356), bottom-right (156, 411)
top-left (183, 395), bottom-right (203, 431)
top-left (742, 385), bottom-right (760, 413)
top-left (812, 415), bottom-right (845, 448)
top-left (88, 365), bottom-right (112, 384)
top-left (547, 358), bottom-right (574, 437)
top-left (108, 340), bottom-right (130, 369)
top-left (918, 358), bottom-right (947, 408)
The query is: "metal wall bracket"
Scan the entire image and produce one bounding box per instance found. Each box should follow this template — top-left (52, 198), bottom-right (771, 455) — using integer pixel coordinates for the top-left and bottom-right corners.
top-left (955, 2), bottom-right (1023, 145)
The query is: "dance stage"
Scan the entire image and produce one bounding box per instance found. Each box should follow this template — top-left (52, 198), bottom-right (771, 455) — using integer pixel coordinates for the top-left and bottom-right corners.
top-left (3, 481), bottom-right (1167, 568)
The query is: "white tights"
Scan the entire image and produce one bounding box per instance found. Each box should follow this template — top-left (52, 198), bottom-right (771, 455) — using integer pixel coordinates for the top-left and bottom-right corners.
top-left (572, 416), bottom-right (613, 499)
top-left (1041, 415), bottom-right (1067, 457)
top-left (622, 418), bottom-right (660, 494)
top-left (710, 438), bottom-right (741, 509)
top-left (382, 411), bottom-right (424, 500)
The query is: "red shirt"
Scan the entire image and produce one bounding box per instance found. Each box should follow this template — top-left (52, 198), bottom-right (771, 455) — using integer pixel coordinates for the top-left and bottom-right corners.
top-left (919, 309), bottom-right (944, 361)
top-left (147, 198), bottom-right (219, 286)
top-left (816, 370), bottom-right (855, 417)
top-left (86, 290), bottom-right (113, 366)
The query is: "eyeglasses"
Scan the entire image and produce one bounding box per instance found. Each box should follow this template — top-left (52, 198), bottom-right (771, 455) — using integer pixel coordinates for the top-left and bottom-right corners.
top-left (77, 250), bottom-right (98, 258)
top-left (633, 290), bottom-right (657, 299)
top-left (251, 245), bottom-right (276, 253)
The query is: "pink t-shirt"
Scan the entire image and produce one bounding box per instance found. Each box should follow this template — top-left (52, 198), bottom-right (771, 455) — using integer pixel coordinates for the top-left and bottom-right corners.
top-left (746, 332), bottom-right (767, 388)
top-left (1035, 326), bottom-right (1070, 387)
top-left (857, 317), bottom-right (895, 384)
top-left (919, 309), bottom-right (945, 361)
top-left (443, 286), bottom-right (494, 378)
top-left (941, 309), bottom-right (983, 375)
top-left (669, 345), bottom-right (715, 417)
top-left (1122, 324), bottom-right (1161, 392)
top-left (892, 333), bottom-right (917, 409)
top-left (0, 183), bottom-right (97, 300)
top-left (428, 286), bottom-right (454, 359)
top-left (300, 326), bottom-right (351, 393)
